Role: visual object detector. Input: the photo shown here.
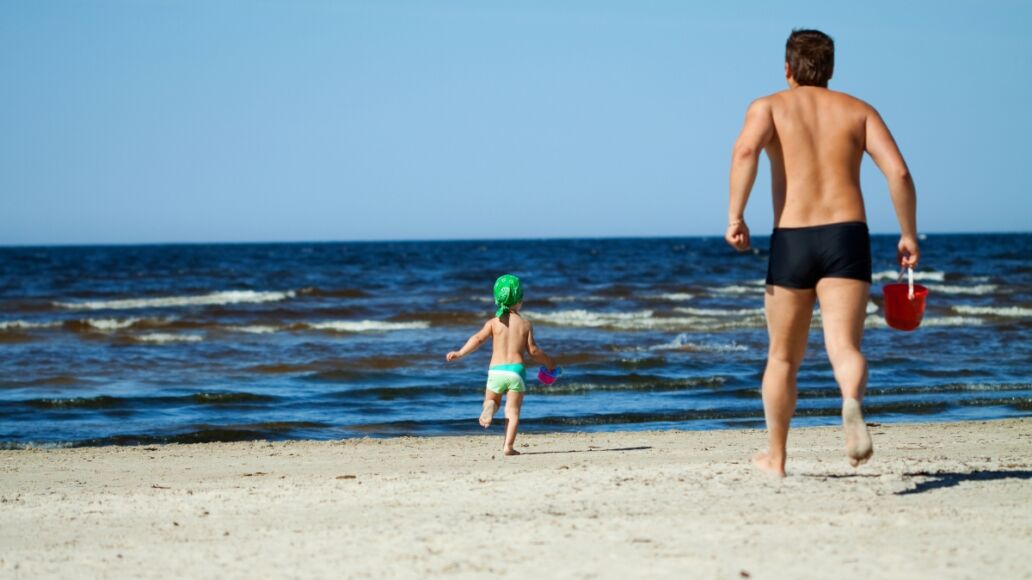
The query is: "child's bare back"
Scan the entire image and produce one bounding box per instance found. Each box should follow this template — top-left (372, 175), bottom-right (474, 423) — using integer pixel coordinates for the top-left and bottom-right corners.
top-left (487, 311), bottom-right (533, 366)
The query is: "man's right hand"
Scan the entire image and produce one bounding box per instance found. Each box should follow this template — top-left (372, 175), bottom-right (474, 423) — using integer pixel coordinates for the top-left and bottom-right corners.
top-left (897, 235), bottom-right (920, 269)
top-left (725, 220), bottom-right (751, 252)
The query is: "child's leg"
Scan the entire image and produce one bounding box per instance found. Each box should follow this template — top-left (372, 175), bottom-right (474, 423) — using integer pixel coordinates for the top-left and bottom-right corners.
top-left (502, 392), bottom-right (524, 455)
top-left (480, 389), bottom-right (502, 428)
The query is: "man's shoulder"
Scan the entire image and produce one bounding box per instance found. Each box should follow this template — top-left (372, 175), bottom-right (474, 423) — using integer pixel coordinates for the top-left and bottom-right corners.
top-left (827, 88), bottom-right (875, 109)
top-left (769, 88), bottom-right (879, 120)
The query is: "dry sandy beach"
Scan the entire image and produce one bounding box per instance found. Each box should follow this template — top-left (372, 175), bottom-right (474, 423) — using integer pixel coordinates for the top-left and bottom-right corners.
top-left (2, 419), bottom-right (1030, 579)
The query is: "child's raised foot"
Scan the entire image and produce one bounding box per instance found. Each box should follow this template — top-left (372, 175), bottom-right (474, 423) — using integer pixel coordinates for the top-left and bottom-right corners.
top-left (479, 401), bottom-right (498, 428)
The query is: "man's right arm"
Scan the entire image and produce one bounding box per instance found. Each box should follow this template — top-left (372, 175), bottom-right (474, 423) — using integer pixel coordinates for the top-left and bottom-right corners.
top-left (865, 106), bottom-right (919, 268)
top-left (726, 98), bottom-right (774, 252)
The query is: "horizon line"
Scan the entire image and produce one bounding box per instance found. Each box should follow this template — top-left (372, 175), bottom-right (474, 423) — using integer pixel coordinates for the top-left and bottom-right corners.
top-left (1, 229), bottom-right (1029, 249)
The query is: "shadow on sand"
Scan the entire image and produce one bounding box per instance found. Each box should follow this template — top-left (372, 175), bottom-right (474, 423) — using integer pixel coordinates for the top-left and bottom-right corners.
top-left (896, 469), bottom-right (1032, 496)
top-left (801, 469), bottom-right (1032, 495)
top-left (519, 446), bottom-right (653, 456)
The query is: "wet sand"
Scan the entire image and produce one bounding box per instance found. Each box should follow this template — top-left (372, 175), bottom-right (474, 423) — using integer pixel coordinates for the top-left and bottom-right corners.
top-left (2, 419), bottom-right (1030, 579)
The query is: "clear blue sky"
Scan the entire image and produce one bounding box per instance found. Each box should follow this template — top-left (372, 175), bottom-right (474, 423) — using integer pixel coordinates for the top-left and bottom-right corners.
top-left (1, 0), bottom-right (1029, 245)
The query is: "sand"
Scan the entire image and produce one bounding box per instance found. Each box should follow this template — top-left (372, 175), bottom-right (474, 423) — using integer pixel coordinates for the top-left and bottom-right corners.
top-left (1, 419), bottom-right (1030, 579)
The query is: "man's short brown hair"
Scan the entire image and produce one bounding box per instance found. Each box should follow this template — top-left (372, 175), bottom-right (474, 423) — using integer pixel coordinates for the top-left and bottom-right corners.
top-left (785, 29), bottom-right (834, 87)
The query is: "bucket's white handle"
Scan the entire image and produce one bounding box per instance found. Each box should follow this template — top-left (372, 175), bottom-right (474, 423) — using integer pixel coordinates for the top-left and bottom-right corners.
top-left (897, 267), bottom-right (915, 300)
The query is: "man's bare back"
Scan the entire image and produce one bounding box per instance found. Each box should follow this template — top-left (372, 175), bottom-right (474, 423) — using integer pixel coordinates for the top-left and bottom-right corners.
top-left (762, 87), bottom-right (870, 227)
top-left (729, 84), bottom-right (915, 239)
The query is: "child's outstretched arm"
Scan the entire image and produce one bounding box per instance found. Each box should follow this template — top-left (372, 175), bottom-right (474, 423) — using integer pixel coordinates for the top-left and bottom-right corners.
top-left (526, 324), bottom-right (556, 370)
top-left (446, 321), bottom-right (492, 362)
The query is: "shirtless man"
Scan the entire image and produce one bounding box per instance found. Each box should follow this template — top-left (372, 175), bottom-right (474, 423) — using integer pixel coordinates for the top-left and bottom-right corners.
top-left (726, 29), bottom-right (919, 476)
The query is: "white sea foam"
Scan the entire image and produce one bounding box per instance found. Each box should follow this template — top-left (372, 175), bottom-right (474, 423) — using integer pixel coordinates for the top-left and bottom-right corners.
top-left (709, 286), bottom-right (763, 295)
top-left (436, 296), bottom-right (495, 305)
top-left (528, 309), bottom-right (762, 331)
top-left (873, 270), bottom-right (946, 282)
top-left (650, 334), bottom-right (749, 352)
top-left (227, 325), bottom-right (282, 334)
top-left (866, 300), bottom-right (879, 314)
top-left (0, 320), bottom-right (62, 330)
top-left (133, 333), bottom-right (204, 344)
top-left (307, 320), bottom-right (430, 332)
top-left (645, 293), bottom-right (695, 302)
top-left (55, 290), bottom-right (296, 311)
top-left (865, 315), bottom-right (985, 328)
top-left (84, 318), bottom-right (141, 331)
top-left (546, 295), bottom-right (610, 303)
top-left (529, 310), bottom-right (655, 328)
top-left (674, 307), bottom-right (765, 317)
top-left (925, 284), bottom-right (998, 295)
top-left (952, 305), bottom-right (1032, 318)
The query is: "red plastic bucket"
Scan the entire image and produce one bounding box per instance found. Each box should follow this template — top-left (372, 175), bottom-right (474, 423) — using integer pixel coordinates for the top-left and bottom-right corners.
top-left (882, 268), bottom-right (929, 331)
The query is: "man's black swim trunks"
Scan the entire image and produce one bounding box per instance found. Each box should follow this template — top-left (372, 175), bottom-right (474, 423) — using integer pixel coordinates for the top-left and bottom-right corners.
top-left (766, 221), bottom-right (872, 289)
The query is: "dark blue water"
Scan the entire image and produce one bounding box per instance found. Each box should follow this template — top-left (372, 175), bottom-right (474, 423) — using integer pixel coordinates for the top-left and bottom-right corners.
top-left (1, 234), bottom-right (1029, 447)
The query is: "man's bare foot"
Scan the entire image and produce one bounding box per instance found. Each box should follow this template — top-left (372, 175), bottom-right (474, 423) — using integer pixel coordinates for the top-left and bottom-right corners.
top-left (479, 401), bottom-right (498, 428)
top-left (842, 398), bottom-right (873, 467)
top-left (752, 452), bottom-right (785, 477)
top-left (503, 447), bottom-right (521, 456)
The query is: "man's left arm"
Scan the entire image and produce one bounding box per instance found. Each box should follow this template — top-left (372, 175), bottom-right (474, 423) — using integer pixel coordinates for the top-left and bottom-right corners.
top-left (726, 98), bottom-right (774, 251)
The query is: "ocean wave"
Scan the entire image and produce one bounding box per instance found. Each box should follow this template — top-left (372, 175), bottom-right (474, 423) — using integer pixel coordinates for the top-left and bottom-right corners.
top-left (952, 305), bottom-right (1032, 318)
top-left (545, 295), bottom-right (611, 303)
top-left (81, 317), bottom-right (141, 331)
top-left (650, 334), bottom-right (749, 352)
top-left (307, 320), bottom-right (430, 332)
top-left (528, 309), bottom-right (762, 331)
top-left (297, 287), bottom-right (370, 299)
top-left (55, 290), bottom-right (296, 311)
top-left (674, 307), bottom-right (765, 317)
top-left (436, 295), bottom-right (495, 305)
top-left (529, 309), bottom-right (655, 328)
top-left (709, 286), bottom-right (763, 295)
top-left (537, 376), bottom-right (728, 395)
top-left (643, 293), bottom-right (695, 302)
top-left (873, 270), bottom-right (946, 282)
top-left (924, 284), bottom-right (999, 295)
top-left (226, 325), bottom-right (282, 334)
top-left (132, 332), bottom-right (205, 344)
top-left (0, 320), bottom-right (62, 330)
top-left (865, 315), bottom-right (985, 328)
top-left (16, 391), bottom-right (276, 409)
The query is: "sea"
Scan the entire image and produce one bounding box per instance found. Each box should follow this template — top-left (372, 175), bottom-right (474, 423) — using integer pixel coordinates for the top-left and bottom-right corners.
top-left (1, 234), bottom-right (1029, 448)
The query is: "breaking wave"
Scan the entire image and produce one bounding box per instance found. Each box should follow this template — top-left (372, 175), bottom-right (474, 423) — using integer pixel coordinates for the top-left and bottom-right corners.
top-left (131, 333), bottom-right (205, 344)
top-left (0, 320), bottom-right (62, 330)
top-left (55, 290), bottom-right (296, 311)
top-left (952, 305), bottom-right (1032, 318)
top-left (650, 334), bottom-right (749, 352)
top-left (528, 309), bottom-right (762, 331)
top-left (925, 284), bottom-right (999, 295)
top-left (306, 320), bottom-right (430, 332)
top-left (873, 270), bottom-right (946, 282)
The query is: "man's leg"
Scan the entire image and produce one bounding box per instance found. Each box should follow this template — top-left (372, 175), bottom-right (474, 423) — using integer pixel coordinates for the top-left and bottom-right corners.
top-left (756, 285), bottom-right (816, 476)
top-left (815, 277), bottom-right (872, 467)
top-left (480, 389), bottom-right (502, 428)
top-left (502, 391), bottom-right (524, 456)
